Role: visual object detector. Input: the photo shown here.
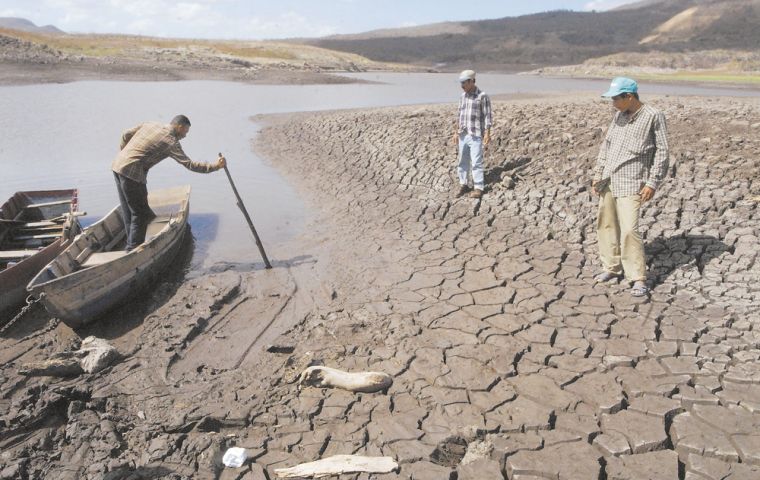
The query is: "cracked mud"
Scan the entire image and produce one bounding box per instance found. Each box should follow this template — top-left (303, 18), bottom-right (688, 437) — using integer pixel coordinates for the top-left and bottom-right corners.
top-left (1, 94), bottom-right (760, 479)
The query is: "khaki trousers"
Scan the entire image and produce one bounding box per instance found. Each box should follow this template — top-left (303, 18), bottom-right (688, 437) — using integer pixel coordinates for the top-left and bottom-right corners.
top-left (597, 191), bottom-right (646, 281)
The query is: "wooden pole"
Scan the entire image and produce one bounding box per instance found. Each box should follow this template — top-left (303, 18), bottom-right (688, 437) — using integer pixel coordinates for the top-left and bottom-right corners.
top-left (220, 154), bottom-right (272, 269)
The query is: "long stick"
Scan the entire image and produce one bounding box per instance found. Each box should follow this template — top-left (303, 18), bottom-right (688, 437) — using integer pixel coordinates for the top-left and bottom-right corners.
top-left (220, 154), bottom-right (272, 269)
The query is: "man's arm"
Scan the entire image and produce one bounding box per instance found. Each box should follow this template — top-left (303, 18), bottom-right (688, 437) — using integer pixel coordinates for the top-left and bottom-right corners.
top-left (591, 119), bottom-right (616, 195)
top-left (119, 124), bottom-right (142, 150)
top-left (644, 112), bottom-right (670, 191)
top-left (482, 94), bottom-right (492, 146)
top-left (453, 96), bottom-right (463, 145)
top-left (168, 143), bottom-right (224, 173)
top-left (593, 118), bottom-right (615, 183)
top-left (593, 144), bottom-right (607, 183)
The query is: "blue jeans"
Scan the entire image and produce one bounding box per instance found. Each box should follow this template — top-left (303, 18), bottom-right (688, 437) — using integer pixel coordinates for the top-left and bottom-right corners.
top-left (113, 172), bottom-right (155, 251)
top-left (458, 134), bottom-right (484, 190)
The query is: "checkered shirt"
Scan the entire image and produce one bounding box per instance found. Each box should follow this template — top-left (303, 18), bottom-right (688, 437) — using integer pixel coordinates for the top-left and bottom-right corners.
top-left (593, 104), bottom-right (670, 198)
top-left (458, 87), bottom-right (492, 138)
top-left (112, 122), bottom-right (218, 184)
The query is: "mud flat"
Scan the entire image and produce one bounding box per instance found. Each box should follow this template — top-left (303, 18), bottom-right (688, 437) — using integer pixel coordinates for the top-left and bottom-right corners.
top-left (1, 95), bottom-right (760, 479)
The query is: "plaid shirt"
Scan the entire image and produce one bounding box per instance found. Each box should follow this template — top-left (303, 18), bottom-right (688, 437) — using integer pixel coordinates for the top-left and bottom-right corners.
top-left (458, 87), bottom-right (492, 138)
top-left (593, 104), bottom-right (670, 198)
top-left (112, 122), bottom-right (218, 183)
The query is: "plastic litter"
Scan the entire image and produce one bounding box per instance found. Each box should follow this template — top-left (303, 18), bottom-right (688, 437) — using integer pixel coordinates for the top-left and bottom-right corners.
top-left (222, 447), bottom-right (248, 468)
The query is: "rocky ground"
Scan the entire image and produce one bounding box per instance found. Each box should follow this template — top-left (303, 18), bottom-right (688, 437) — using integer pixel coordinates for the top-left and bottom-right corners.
top-left (1, 95), bottom-right (760, 480)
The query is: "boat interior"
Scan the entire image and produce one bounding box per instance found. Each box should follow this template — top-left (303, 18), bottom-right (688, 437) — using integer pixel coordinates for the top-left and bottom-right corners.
top-left (0, 193), bottom-right (78, 270)
top-left (40, 206), bottom-right (176, 280)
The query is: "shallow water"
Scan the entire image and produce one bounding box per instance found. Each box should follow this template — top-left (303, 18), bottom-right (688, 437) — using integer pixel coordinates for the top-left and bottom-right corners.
top-left (1, 73), bottom-right (757, 271)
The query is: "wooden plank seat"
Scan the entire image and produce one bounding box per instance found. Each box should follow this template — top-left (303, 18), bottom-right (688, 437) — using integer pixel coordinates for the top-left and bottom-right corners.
top-left (16, 224), bottom-right (65, 233)
top-left (145, 216), bottom-right (173, 240)
top-left (0, 249), bottom-right (38, 261)
top-left (81, 251), bottom-right (128, 268)
top-left (4, 237), bottom-right (59, 248)
top-left (3, 220), bottom-right (63, 228)
top-left (22, 199), bottom-right (73, 210)
top-left (11, 233), bottom-right (63, 241)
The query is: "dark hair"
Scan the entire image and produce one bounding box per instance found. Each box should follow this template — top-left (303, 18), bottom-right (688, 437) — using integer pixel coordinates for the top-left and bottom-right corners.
top-left (170, 115), bottom-right (191, 127)
top-left (627, 92), bottom-right (639, 100)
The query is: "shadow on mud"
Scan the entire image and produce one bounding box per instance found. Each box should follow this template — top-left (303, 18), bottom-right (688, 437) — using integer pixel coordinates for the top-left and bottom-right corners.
top-left (484, 155), bottom-right (533, 187)
top-left (104, 466), bottom-right (177, 480)
top-left (186, 213), bottom-right (220, 270)
top-left (646, 234), bottom-right (733, 289)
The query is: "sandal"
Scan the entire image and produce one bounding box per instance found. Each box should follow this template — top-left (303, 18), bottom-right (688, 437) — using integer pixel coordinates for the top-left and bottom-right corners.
top-left (594, 271), bottom-right (620, 283)
top-left (631, 281), bottom-right (650, 297)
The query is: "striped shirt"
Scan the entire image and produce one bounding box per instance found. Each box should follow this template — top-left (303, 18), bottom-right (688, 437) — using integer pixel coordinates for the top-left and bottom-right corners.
top-left (112, 122), bottom-right (218, 183)
top-left (593, 104), bottom-right (670, 198)
top-left (458, 87), bottom-right (492, 138)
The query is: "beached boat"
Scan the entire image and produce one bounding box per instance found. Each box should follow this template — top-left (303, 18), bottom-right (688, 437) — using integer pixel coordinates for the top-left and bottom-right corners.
top-left (27, 185), bottom-right (191, 328)
top-left (0, 189), bottom-right (81, 317)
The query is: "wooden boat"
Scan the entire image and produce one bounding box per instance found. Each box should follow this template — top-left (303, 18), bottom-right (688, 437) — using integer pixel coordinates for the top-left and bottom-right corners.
top-left (27, 185), bottom-right (191, 328)
top-left (0, 189), bottom-right (81, 317)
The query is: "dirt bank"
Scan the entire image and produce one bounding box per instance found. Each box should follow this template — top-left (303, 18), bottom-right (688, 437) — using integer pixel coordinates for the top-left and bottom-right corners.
top-left (0, 60), bottom-right (368, 85)
top-left (1, 95), bottom-right (760, 479)
top-left (0, 32), bottom-right (406, 86)
top-left (525, 50), bottom-right (760, 88)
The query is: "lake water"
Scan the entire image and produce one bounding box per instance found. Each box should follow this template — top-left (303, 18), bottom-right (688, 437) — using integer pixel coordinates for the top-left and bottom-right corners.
top-left (1, 73), bottom-right (757, 271)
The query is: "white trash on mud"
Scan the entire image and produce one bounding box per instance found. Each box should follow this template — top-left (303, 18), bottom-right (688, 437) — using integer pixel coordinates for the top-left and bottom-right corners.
top-left (222, 447), bottom-right (248, 468)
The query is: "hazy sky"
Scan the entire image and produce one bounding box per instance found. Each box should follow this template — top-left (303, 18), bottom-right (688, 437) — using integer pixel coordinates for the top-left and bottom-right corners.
top-left (1, 0), bottom-right (636, 40)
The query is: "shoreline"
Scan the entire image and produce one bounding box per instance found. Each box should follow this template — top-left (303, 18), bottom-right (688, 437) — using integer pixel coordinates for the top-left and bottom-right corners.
top-left (1, 94), bottom-right (760, 479)
top-left (2, 59), bottom-right (760, 89)
top-left (0, 61), bottom-right (373, 86)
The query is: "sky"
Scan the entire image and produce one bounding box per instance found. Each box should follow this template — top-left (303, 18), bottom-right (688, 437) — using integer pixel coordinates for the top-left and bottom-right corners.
top-left (0, 0), bottom-right (637, 40)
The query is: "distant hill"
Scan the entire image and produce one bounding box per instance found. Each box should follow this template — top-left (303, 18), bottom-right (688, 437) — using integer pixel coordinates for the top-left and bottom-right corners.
top-left (0, 17), bottom-right (64, 35)
top-left (304, 0), bottom-right (760, 70)
top-left (319, 22), bottom-right (469, 41)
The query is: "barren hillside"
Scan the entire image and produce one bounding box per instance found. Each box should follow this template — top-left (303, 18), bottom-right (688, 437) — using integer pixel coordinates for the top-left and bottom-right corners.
top-left (305, 0), bottom-right (760, 71)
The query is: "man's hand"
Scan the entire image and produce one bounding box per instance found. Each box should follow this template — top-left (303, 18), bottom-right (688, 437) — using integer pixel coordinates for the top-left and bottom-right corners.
top-left (452, 132), bottom-right (459, 146)
top-left (639, 185), bottom-right (655, 202)
top-left (217, 153), bottom-right (227, 170)
top-left (591, 180), bottom-right (600, 195)
top-left (483, 131), bottom-right (491, 147)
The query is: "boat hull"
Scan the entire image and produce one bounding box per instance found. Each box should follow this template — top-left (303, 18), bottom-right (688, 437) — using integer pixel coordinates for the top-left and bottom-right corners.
top-left (1, 239), bottom-right (64, 314)
top-left (27, 186), bottom-right (190, 328)
top-left (0, 189), bottom-right (79, 318)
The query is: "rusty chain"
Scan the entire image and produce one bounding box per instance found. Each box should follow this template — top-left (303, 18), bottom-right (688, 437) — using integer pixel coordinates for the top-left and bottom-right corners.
top-left (0, 293), bottom-right (44, 335)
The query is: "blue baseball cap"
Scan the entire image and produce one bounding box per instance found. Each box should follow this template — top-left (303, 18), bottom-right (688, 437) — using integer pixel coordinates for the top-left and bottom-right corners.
top-left (601, 77), bottom-right (638, 97)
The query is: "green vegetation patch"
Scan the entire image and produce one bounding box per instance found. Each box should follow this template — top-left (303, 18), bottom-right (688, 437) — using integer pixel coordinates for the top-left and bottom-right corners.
top-left (214, 44), bottom-right (298, 61)
top-left (636, 71), bottom-right (760, 85)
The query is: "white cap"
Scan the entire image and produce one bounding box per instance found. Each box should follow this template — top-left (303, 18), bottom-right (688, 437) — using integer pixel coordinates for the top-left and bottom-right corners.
top-left (458, 69), bottom-right (476, 82)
